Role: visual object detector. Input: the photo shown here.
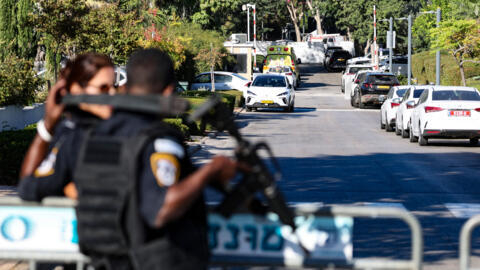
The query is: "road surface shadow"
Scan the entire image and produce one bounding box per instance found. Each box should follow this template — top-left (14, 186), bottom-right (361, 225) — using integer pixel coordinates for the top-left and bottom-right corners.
top-left (204, 152), bottom-right (480, 264)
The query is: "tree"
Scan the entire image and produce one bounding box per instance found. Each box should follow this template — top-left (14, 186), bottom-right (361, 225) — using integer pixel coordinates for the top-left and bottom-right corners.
top-left (32, 0), bottom-right (89, 80)
top-left (194, 43), bottom-right (226, 92)
top-left (75, 3), bottom-right (142, 65)
top-left (0, 0), bottom-right (16, 59)
top-left (430, 19), bottom-right (480, 86)
top-left (285, 0), bottom-right (305, 42)
top-left (16, 0), bottom-right (36, 59)
top-left (305, 0), bottom-right (324, 35)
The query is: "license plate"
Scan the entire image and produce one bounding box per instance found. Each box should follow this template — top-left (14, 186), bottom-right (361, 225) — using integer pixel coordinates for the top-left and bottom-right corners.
top-left (377, 85), bottom-right (390, 89)
top-left (261, 100), bottom-right (273, 104)
top-left (209, 213), bottom-right (353, 263)
top-left (449, 110), bottom-right (471, 117)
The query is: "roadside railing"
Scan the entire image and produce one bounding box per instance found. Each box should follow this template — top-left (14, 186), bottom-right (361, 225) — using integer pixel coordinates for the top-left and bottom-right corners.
top-left (0, 197), bottom-right (423, 270)
top-left (460, 215), bottom-right (480, 270)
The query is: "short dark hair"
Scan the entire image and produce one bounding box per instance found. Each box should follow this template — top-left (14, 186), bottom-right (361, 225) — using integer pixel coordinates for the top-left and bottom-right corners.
top-left (62, 53), bottom-right (114, 92)
top-left (126, 48), bottom-right (175, 94)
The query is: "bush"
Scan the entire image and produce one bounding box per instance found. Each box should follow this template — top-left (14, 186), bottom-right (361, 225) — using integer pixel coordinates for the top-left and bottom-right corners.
top-left (180, 90), bottom-right (241, 110)
top-left (0, 125), bottom-right (36, 186)
top-left (412, 51), bottom-right (480, 86)
top-left (0, 53), bottom-right (44, 106)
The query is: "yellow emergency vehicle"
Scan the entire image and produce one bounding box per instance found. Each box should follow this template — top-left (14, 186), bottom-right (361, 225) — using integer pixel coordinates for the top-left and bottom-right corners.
top-left (263, 46), bottom-right (300, 82)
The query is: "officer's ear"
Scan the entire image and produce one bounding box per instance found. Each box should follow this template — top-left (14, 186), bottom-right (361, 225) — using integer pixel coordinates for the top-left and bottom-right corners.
top-left (162, 84), bottom-right (175, 97)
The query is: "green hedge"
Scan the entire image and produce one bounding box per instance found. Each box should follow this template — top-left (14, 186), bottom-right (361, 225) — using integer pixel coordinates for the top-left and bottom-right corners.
top-left (412, 51), bottom-right (480, 87)
top-left (0, 125), bottom-right (36, 185)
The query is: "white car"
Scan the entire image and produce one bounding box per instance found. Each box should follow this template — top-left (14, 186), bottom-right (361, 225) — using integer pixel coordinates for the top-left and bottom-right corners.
top-left (347, 48), bottom-right (389, 65)
top-left (341, 64), bottom-right (374, 95)
top-left (190, 71), bottom-right (249, 92)
top-left (380, 86), bottom-right (409, 132)
top-left (244, 74), bottom-right (295, 112)
top-left (395, 85), bottom-right (428, 138)
top-left (266, 66), bottom-right (297, 89)
top-left (409, 86), bottom-right (480, 146)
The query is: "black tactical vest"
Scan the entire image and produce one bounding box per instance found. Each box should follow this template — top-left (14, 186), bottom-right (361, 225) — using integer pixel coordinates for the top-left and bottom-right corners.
top-left (73, 122), bottom-right (205, 270)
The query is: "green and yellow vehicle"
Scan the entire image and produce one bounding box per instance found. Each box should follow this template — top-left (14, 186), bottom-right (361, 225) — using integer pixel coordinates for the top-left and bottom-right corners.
top-left (263, 45), bottom-right (301, 83)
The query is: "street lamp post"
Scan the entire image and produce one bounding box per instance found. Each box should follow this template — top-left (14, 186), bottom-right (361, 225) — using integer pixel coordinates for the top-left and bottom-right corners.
top-left (242, 4), bottom-right (257, 68)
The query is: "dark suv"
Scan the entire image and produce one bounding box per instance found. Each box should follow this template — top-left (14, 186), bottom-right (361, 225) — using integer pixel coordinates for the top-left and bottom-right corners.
top-left (352, 72), bottom-right (400, 108)
top-left (324, 49), bottom-right (352, 72)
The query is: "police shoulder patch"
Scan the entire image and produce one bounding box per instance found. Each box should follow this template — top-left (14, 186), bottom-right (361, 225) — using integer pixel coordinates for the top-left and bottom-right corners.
top-left (150, 153), bottom-right (180, 187)
top-left (154, 139), bottom-right (185, 159)
top-left (34, 147), bottom-right (58, 178)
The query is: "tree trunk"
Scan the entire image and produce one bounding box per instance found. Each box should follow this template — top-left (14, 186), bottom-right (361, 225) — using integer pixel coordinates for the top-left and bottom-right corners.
top-left (294, 22), bottom-right (302, 42)
top-left (459, 61), bottom-right (467, 86)
top-left (314, 9), bottom-right (323, 35)
top-left (453, 53), bottom-right (467, 86)
top-left (210, 65), bottom-right (215, 92)
top-left (364, 39), bottom-right (371, 56)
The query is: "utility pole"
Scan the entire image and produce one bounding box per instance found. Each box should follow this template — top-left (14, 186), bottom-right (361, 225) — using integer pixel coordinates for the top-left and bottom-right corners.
top-left (389, 17), bottom-right (393, 73)
top-left (373, 5), bottom-right (378, 70)
top-left (436, 7), bottom-right (441, 85)
top-left (408, 14), bottom-right (412, 85)
top-left (253, 4), bottom-right (256, 68)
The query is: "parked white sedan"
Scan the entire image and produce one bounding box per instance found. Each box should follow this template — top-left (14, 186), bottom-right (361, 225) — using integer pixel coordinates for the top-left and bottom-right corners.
top-left (395, 85), bottom-right (428, 138)
top-left (190, 71), bottom-right (249, 92)
top-left (380, 86), bottom-right (409, 132)
top-left (244, 74), bottom-right (295, 112)
top-left (409, 86), bottom-right (480, 146)
top-left (341, 64), bottom-right (374, 95)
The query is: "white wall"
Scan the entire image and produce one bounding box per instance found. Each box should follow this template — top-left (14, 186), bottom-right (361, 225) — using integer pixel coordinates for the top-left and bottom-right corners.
top-left (0, 104), bottom-right (44, 131)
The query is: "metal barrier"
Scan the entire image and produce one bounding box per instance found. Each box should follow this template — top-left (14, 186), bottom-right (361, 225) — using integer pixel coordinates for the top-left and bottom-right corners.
top-left (460, 215), bottom-right (480, 270)
top-left (0, 197), bottom-right (89, 270)
top-left (0, 197), bottom-right (423, 270)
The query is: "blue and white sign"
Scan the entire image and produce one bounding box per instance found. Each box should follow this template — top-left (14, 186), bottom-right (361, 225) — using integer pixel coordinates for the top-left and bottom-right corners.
top-left (0, 206), bottom-right (78, 252)
top-left (209, 213), bottom-right (353, 265)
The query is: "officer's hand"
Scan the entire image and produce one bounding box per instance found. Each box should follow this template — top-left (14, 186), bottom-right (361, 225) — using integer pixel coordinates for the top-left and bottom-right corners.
top-left (43, 79), bottom-right (67, 133)
top-left (209, 156), bottom-right (238, 186)
top-left (64, 182), bottom-right (78, 200)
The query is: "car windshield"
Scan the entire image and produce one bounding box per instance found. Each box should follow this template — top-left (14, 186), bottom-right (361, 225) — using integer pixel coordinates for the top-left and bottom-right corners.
top-left (268, 67), bottom-right (291, 73)
top-left (368, 75), bottom-right (399, 84)
top-left (413, 89), bottom-right (426, 98)
top-left (231, 73), bottom-right (247, 81)
top-left (252, 76), bottom-right (286, 87)
top-left (432, 90), bottom-right (480, 101)
top-left (333, 51), bottom-right (351, 58)
top-left (396, 89), bottom-right (407, 97)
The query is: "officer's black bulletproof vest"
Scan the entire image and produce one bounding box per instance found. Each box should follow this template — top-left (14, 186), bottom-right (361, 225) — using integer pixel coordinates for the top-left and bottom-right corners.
top-left (73, 121), bottom-right (208, 270)
top-left (73, 123), bottom-right (177, 268)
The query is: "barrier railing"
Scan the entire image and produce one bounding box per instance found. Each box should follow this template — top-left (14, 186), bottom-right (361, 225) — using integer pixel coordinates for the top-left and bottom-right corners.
top-left (0, 197), bottom-right (422, 270)
top-left (460, 215), bottom-right (480, 270)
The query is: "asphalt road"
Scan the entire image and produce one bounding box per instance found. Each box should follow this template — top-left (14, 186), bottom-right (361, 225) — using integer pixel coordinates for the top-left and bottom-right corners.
top-left (194, 64), bottom-right (480, 270)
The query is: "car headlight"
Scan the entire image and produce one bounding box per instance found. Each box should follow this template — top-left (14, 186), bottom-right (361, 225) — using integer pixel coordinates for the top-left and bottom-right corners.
top-left (277, 91), bottom-right (288, 96)
top-left (247, 90), bottom-right (257, 96)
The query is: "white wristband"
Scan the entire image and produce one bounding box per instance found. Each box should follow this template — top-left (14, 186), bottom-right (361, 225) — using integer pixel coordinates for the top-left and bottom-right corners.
top-left (37, 119), bottom-right (53, 143)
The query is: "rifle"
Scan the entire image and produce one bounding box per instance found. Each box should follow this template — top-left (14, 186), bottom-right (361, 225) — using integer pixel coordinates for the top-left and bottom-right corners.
top-left (189, 95), bottom-right (298, 232)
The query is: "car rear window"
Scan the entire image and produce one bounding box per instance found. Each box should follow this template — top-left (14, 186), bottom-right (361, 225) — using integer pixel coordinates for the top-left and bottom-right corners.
top-left (432, 90), bottom-right (480, 101)
top-left (367, 75), bottom-right (399, 84)
top-left (413, 89), bottom-right (426, 98)
top-left (396, 89), bottom-right (407, 97)
top-left (349, 67), bottom-right (371, 73)
top-left (252, 76), bottom-right (286, 87)
top-left (333, 51), bottom-right (351, 58)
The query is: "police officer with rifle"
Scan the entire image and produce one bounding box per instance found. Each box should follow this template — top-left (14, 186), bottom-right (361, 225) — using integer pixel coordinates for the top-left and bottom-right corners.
top-left (19, 49), bottom-right (239, 270)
